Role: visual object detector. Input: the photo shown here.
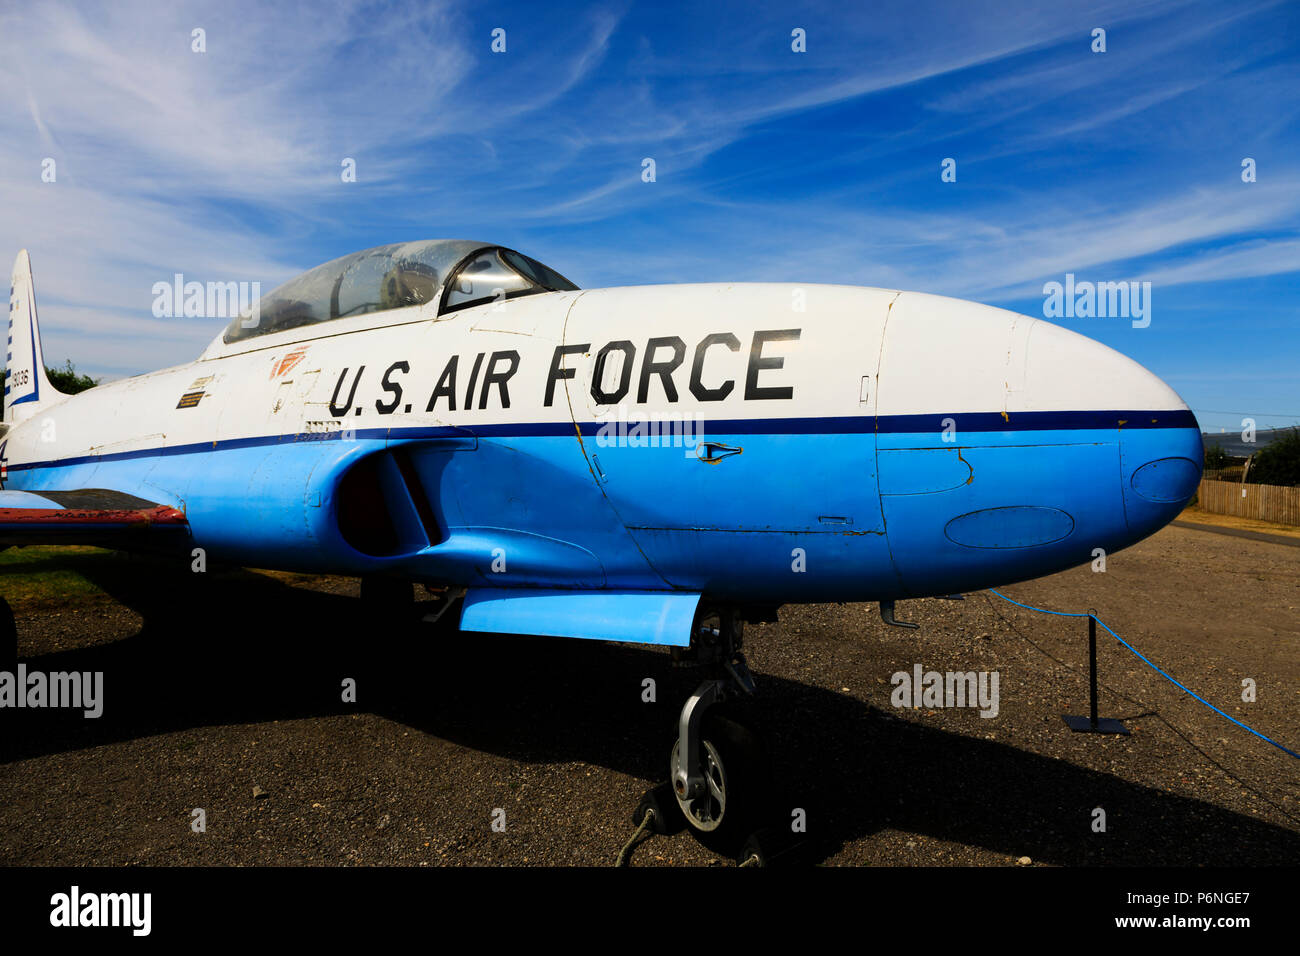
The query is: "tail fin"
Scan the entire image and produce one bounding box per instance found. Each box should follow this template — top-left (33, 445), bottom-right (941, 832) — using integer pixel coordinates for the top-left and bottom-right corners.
top-left (6, 250), bottom-right (62, 424)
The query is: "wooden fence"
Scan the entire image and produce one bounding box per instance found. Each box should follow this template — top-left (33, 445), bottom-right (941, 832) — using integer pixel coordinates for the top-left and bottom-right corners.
top-left (1196, 479), bottom-right (1300, 526)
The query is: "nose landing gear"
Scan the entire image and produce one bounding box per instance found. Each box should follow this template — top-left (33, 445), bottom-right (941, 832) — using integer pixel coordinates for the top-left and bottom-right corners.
top-left (664, 606), bottom-right (783, 859)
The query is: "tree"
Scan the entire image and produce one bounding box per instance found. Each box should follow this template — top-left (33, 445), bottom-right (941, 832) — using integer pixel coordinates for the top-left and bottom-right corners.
top-left (45, 359), bottom-right (98, 394)
top-left (1247, 427), bottom-right (1300, 487)
top-left (1203, 442), bottom-right (1229, 470)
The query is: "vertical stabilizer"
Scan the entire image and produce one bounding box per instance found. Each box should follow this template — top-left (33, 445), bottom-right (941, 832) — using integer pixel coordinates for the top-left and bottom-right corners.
top-left (6, 250), bottom-right (62, 424)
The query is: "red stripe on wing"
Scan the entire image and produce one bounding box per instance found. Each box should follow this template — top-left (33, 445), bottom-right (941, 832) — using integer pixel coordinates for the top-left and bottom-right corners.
top-left (0, 505), bottom-right (187, 527)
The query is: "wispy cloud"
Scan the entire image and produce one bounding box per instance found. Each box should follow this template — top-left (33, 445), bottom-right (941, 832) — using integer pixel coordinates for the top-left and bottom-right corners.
top-left (0, 0), bottom-right (1295, 422)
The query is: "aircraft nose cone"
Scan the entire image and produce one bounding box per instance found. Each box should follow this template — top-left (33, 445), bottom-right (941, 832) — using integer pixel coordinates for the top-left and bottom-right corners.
top-left (873, 297), bottom-right (1206, 596)
top-left (1024, 319), bottom-right (1202, 535)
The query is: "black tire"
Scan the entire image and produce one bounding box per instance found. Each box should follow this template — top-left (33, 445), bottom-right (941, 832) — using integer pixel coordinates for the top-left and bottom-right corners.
top-left (671, 711), bottom-right (773, 856)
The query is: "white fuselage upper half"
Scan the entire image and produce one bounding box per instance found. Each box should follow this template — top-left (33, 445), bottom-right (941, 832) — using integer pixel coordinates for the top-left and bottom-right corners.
top-left (8, 283), bottom-right (1186, 471)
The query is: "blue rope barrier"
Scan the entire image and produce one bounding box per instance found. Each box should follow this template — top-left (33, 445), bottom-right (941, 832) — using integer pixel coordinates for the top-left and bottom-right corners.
top-left (987, 588), bottom-right (1300, 761)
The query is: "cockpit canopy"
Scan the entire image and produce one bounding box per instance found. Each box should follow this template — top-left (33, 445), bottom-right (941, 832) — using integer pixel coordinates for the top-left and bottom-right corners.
top-left (223, 239), bottom-right (578, 343)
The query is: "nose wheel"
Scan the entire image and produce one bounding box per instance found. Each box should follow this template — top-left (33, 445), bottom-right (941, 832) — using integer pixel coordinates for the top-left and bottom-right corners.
top-left (667, 606), bottom-right (775, 856)
top-left (671, 733), bottom-right (728, 831)
top-left (670, 710), bottom-right (768, 852)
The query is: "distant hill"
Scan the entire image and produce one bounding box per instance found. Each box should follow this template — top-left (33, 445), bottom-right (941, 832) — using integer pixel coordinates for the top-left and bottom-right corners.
top-left (1202, 427), bottom-right (1297, 458)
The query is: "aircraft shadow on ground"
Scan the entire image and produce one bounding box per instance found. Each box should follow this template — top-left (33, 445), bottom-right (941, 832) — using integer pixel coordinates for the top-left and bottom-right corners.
top-left (2, 561), bottom-right (1296, 865)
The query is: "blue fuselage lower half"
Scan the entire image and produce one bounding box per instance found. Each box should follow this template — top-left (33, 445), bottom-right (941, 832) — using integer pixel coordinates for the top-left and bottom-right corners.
top-left (5, 410), bottom-right (1202, 603)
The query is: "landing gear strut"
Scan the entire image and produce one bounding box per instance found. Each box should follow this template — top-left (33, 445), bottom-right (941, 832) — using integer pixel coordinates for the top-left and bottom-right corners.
top-left (667, 606), bottom-right (772, 854)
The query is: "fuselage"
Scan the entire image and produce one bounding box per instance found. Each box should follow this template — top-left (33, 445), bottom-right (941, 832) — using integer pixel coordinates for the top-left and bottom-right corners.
top-left (1, 281), bottom-right (1202, 603)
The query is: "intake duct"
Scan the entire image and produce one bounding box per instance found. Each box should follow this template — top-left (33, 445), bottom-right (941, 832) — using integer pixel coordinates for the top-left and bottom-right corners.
top-left (335, 448), bottom-right (441, 557)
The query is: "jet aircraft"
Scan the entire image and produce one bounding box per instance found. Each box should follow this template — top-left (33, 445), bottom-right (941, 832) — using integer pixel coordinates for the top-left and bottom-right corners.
top-left (0, 241), bottom-right (1202, 851)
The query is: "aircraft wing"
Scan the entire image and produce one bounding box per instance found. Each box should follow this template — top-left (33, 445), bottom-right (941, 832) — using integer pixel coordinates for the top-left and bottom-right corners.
top-left (0, 488), bottom-right (189, 547)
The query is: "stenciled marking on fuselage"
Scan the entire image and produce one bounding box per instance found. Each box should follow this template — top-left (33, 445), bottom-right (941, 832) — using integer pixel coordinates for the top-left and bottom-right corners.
top-left (322, 329), bottom-right (803, 417)
top-left (5, 408), bottom-right (1198, 474)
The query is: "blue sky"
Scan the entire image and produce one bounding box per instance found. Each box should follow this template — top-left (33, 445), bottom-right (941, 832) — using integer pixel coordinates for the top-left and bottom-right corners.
top-left (1, 0), bottom-right (1296, 434)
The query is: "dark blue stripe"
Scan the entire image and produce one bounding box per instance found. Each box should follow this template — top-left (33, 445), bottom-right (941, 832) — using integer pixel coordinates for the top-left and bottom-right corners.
top-left (876, 408), bottom-right (1198, 433)
top-left (5, 408), bottom-right (1198, 474)
top-left (482, 408), bottom-right (1197, 437)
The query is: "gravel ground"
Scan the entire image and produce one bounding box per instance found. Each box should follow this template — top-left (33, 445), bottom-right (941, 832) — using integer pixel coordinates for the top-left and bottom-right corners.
top-left (1, 522), bottom-right (1297, 867)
